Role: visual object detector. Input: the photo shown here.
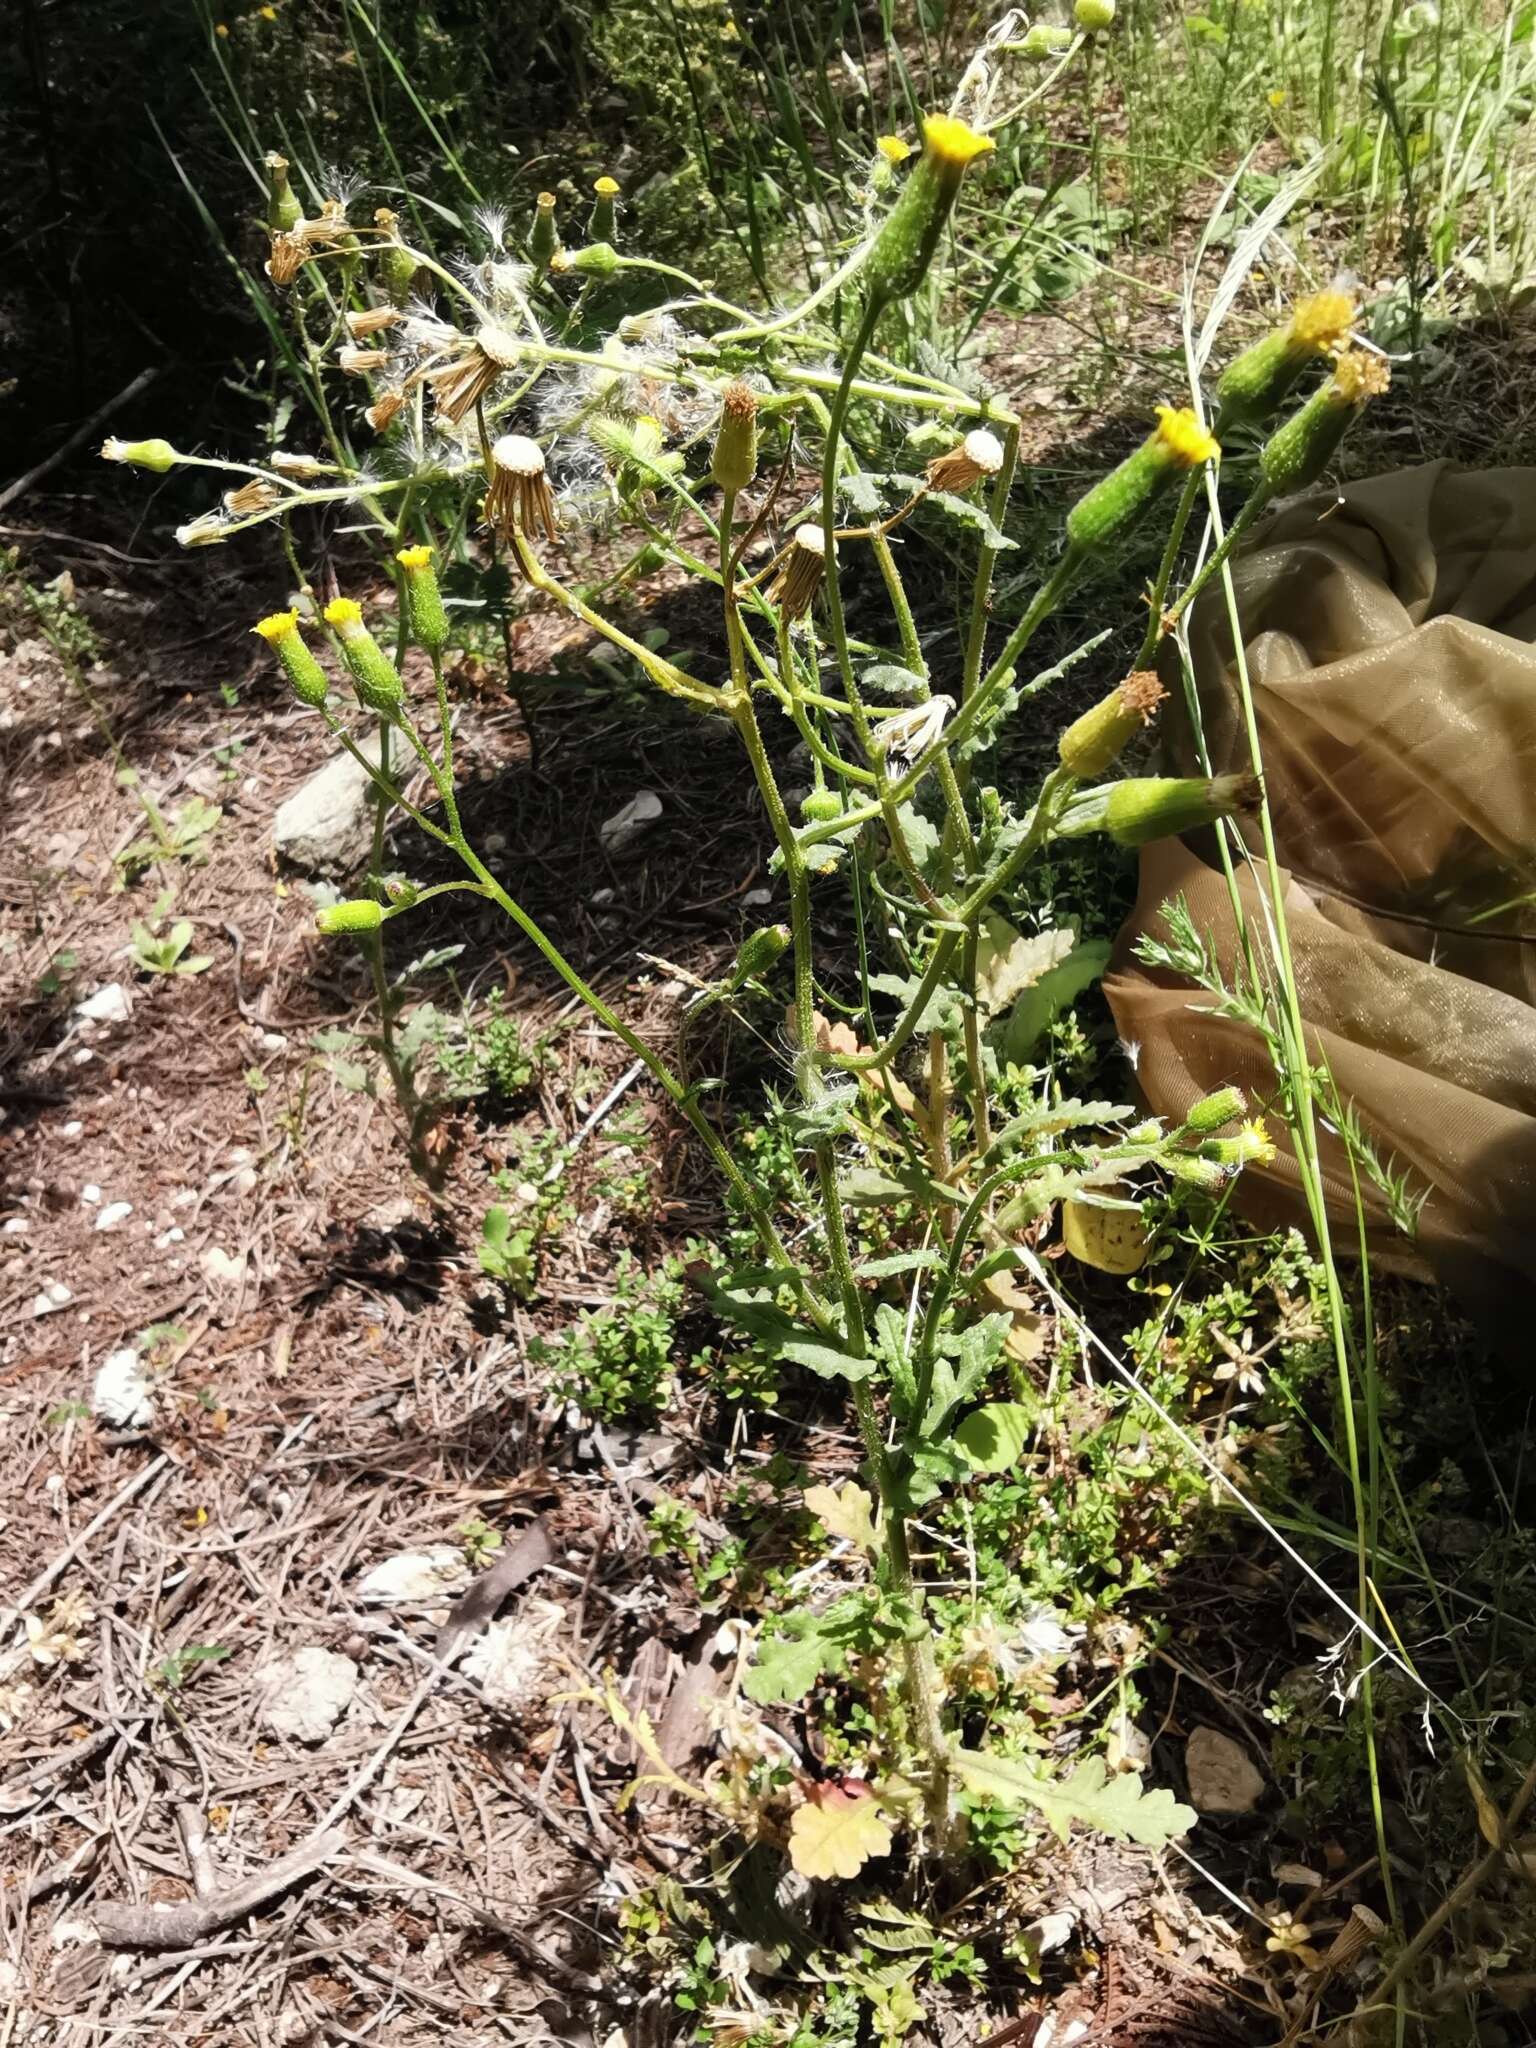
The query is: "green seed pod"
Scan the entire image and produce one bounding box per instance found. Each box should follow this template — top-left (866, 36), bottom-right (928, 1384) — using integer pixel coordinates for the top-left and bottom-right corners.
top-left (265, 152), bottom-right (302, 234)
top-left (589, 175), bottom-right (620, 244)
top-left (1260, 350), bottom-right (1390, 497)
top-left (530, 191), bottom-right (559, 271)
top-left (396, 545), bottom-right (449, 657)
top-left (710, 381), bottom-right (759, 495)
top-left (1104, 772), bottom-right (1260, 848)
top-left (862, 113), bottom-right (995, 309)
top-left (1065, 407), bottom-right (1220, 554)
top-left (323, 597), bottom-right (404, 714)
top-left (1059, 670), bottom-right (1167, 778)
top-left (316, 899), bottom-right (385, 935)
top-left (800, 789), bottom-right (844, 824)
top-left (252, 610), bottom-right (328, 707)
top-left (101, 436), bottom-right (181, 473)
top-left (1075, 0), bottom-right (1116, 28)
top-left (1183, 1085), bottom-right (1248, 1133)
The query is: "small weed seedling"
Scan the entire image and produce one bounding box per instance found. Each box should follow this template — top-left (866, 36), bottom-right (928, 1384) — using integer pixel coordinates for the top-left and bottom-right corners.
top-left (129, 897), bottom-right (214, 977)
top-left (476, 1203), bottom-right (536, 1297)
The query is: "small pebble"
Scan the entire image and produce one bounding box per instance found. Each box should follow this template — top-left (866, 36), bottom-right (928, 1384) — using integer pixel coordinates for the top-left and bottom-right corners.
top-left (81, 1185), bottom-right (102, 1206)
top-left (94, 1202), bottom-right (133, 1233)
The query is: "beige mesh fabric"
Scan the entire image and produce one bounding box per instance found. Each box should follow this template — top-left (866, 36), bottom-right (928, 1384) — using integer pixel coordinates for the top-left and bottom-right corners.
top-left (1103, 461), bottom-right (1536, 1293)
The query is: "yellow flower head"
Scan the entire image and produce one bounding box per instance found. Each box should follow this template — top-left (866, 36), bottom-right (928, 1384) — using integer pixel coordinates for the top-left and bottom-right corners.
top-left (323, 596), bottom-right (364, 632)
top-left (1331, 348), bottom-right (1391, 405)
top-left (876, 134), bottom-right (911, 165)
top-left (594, 175), bottom-right (620, 197)
top-left (396, 544), bottom-right (433, 571)
top-left (1290, 288), bottom-right (1356, 354)
top-left (215, 20), bottom-right (229, 34)
top-left (920, 113), bottom-right (996, 173)
top-left (1238, 1118), bottom-right (1278, 1166)
top-left (253, 610), bottom-right (299, 644)
top-left (1154, 405), bottom-right (1221, 468)
top-left (1267, 87), bottom-right (1287, 108)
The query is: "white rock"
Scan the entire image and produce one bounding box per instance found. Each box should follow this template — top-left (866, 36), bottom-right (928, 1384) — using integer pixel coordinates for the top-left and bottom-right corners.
top-left (599, 789), bottom-right (662, 853)
top-left (80, 1185), bottom-right (102, 1207)
top-left (742, 886), bottom-right (773, 907)
top-left (155, 1227), bottom-right (185, 1250)
top-left (273, 731), bottom-right (388, 877)
top-left (94, 1203), bottom-right (132, 1234)
top-left (3, 1218), bottom-right (26, 1235)
top-left (1185, 1726), bottom-right (1266, 1815)
top-left (62, 1121), bottom-right (83, 1138)
top-left (461, 1603), bottom-right (562, 1711)
top-left (356, 1547), bottom-right (471, 1608)
top-left (255, 1646), bottom-right (358, 1743)
top-left (199, 1247), bottom-right (247, 1289)
top-left (31, 1283), bottom-right (73, 1317)
top-left (74, 983), bottom-right (131, 1025)
top-left (93, 1350), bottom-right (154, 1430)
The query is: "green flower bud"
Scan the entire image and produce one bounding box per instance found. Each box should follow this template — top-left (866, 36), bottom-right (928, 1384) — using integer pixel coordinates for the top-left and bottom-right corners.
top-left (1183, 1086), bottom-right (1248, 1133)
top-left (1020, 23), bottom-right (1074, 58)
top-left (1065, 408), bottom-right (1220, 554)
top-left (710, 381), bottom-right (759, 495)
top-left (252, 610), bottom-right (328, 707)
top-left (732, 923), bottom-right (791, 983)
top-left (265, 152), bottom-right (302, 234)
top-left (373, 210), bottom-right (418, 305)
top-left (1166, 1153), bottom-right (1231, 1192)
top-left (396, 545), bottom-right (449, 656)
top-left (529, 191), bottom-right (559, 271)
top-left (1203, 1118), bottom-right (1278, 1167)
top-left (1059, 670), bottom-right (1166, 778)
top-left (555, 240), bottom-right (620, 276)
top-left (1216, 289), bottom-right (1356, 429)
top-left (800, 788), bottom-right (844, 824)
top-left (1103, 772), bottom-right (1260, 848)
top-left (101, 436), bottom-right (180, 473)
top-left (1259, 349), bottom-right (1391, 497)
top-left (316, 899), bottom-right (385, 935)
top-left (589, 175), bottom-right (620, 244)
top-left (863, 113), bottom-right (995, 309)
top-left (1075, 0), bottom-right (1116, 28)
top-left (323, 597), bottom-right (404, 713)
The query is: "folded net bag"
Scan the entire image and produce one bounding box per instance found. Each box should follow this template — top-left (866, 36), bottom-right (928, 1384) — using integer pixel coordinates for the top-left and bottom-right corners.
top-left (1103, 461), bottom-right (1536, 1300)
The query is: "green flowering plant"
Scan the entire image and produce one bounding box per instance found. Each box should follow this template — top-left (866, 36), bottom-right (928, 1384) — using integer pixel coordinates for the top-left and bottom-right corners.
top-left (109, 9), bottom-right (1390, 1880)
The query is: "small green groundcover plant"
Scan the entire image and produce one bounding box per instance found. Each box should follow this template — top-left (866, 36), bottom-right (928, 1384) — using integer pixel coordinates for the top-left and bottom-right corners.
top-left (110, 0), bottom-right (1395, 1984)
